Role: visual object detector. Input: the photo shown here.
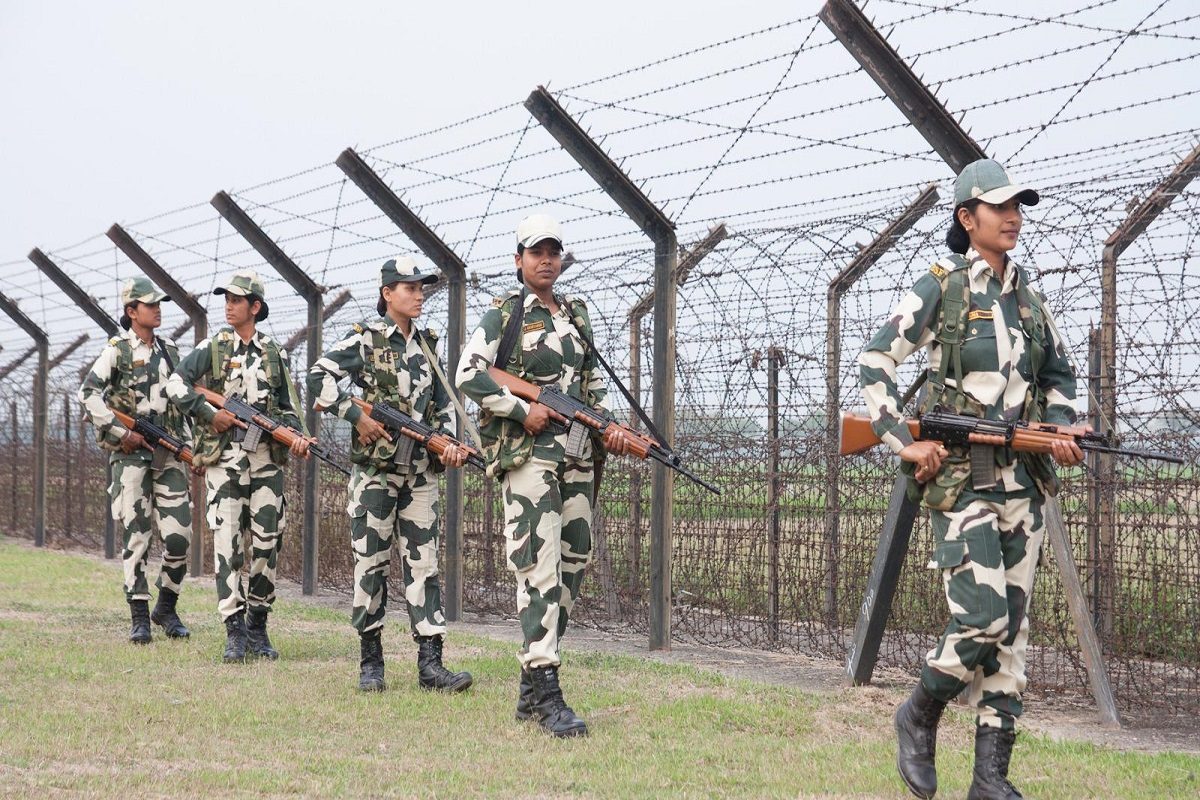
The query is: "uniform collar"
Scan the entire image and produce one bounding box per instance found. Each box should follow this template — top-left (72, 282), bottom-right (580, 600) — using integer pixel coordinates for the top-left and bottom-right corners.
top-left (231, 327), bottom-right (265, 352)
top-left (965, 248), bottom-right (1020, 291)
top-left (522, 289), bottom-right (564, 312)
top-left (123, 328), bottom-right (155, 349)
top-left (378, 315), bottom-right (417, 342)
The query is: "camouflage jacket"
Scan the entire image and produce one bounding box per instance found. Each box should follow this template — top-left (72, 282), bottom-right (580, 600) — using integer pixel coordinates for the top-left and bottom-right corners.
top-left (858, 249), bottom-right (1078, 495)
top-left (455, 289), bottom-right (610, 477)
top-left (306, 316), bottom-right (455, 474)
top-left (166, 327), bottom-right (303, 465)
top-left (78, 328), bottom-right (189, 459)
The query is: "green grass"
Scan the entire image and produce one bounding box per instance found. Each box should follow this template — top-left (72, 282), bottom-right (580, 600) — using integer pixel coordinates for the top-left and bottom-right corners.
top-left (1, 538), bottom-right (1197, 799)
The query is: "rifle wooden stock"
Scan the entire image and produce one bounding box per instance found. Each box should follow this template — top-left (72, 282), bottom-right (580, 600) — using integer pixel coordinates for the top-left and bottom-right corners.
top-left (194, 384), bottom-right (299, 448)
top-left (839, 411), bottom-right (1182, 464)
top-left (350, 397), bottom-right (485, 470)
top-left (486, 366), bottom-right (657, 459)
top-left (839, 413), bottom-right (919, 456)
top-left (109, 407), bottom-right (194, 465)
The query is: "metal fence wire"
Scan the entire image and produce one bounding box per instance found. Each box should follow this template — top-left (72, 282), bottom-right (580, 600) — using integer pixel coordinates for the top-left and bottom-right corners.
top-left (1, 1), bottom-right (1197, 723)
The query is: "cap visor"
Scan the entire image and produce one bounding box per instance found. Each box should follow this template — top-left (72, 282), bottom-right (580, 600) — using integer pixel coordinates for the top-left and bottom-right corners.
top-left (519, 234), bottom-right (563, 249)
top-left (394, 274), bottom-right (440, 285)
top-left (213, 286), bottom-right (253, 297)
top-left (977, 185), bottom-right (1040, 206)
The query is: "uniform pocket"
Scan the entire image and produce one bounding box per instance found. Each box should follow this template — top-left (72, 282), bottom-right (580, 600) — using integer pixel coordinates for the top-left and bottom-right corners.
top-left (928, 538), bottom-right (968, 570)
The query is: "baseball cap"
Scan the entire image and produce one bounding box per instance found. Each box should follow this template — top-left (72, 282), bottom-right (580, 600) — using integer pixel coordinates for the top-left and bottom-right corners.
top-left (954, 159), bottom-right (1039, 207)
top-left (516, 214), bottom-right (563, 250)
top-left (213, 269), bottom-right (269, 321)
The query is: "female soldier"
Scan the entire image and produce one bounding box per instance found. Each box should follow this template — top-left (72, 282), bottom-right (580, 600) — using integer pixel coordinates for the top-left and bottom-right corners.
top-left (307, 256), bottom-right (472, 693)
top-left (456, 214), bottom-right (628, 738)
top-left (858, 159), bottom-right (1085, 800)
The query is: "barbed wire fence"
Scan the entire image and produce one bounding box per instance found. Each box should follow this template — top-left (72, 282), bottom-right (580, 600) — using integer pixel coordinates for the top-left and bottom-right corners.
top-left (1, 0), bottom-right (1197, 724)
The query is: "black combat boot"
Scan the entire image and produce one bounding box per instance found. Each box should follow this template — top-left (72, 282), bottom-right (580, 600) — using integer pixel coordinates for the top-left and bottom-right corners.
top-left (514, 668), bottom-right (535, 721)
top-left (129, 600), bottom-right (152, 644)
top-left (358, 630), bottom-right (386, 692)
top-left (528, 665), bottom-right (588, 738)
top-left (415, 635), bottom-right (473, 692)
top-left (150, 589), bottom-right (190, 638)
top-left (967, 726), bottom-right (1023, 800)
top-left (245, 606), bottom-right (279, 660)
top-left (894, 682), bottom-right (947, 799)
top-left (223, 611), bottom-right (247, 663)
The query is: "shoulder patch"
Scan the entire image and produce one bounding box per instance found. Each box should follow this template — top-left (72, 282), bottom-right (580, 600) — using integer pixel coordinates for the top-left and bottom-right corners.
top-left (491, 297), bottom-right (505, 308)
top-left (352, 322), bottom-right (364, 334)
top-left (424, 327), bottom-right (438, 339)
top-left (929, 263), bottom-right (947, 279)
top-left (108, 336), bottom-right (121, 346)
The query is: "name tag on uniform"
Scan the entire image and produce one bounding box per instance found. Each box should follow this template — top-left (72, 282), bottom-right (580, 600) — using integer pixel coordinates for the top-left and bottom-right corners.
top-left (229, 359), bottom-right (242, 369)
top-left (968, 310), bottom-right (994, 321)
top-left (522, 321), bottom-right (545, 334)
top-left (132, 359), bottom-right (146, 368)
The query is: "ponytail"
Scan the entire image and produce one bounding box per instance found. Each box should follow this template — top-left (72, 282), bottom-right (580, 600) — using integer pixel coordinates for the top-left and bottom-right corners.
top-left (945, 199), bottom-right (982, 255)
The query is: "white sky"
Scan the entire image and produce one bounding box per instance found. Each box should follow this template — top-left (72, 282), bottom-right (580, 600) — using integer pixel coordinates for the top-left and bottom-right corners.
top-left (0, 0), bottom-right (816, 255)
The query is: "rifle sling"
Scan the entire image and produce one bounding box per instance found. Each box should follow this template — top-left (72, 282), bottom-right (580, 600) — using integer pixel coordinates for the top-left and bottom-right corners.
top-left (559, 295), bottom-right (672, 454)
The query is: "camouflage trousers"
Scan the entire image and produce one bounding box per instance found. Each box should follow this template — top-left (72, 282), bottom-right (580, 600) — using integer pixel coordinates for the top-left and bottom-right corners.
top-left (347, 466), bottom-right (446, 637)
top-left (205, 444), bottom-right (286, 621)
top-left (109, 455), bottom-right (192, 602)
top-left (502, 455), bottom-right (594, 668)
top-left (922, 489), bottom-right (1045, 731)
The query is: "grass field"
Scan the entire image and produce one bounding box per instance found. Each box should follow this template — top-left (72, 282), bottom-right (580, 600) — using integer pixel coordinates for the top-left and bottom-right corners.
top-left (1, 538), bottom-right (1197, 799)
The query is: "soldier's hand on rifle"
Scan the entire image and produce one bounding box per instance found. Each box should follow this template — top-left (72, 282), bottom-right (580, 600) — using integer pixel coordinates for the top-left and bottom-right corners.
top-left (522, 403), bottom-right (553, 435)
top-left (1049, 424), bottom-right (1089, 467)
top-left (212, 409), bottom-right (236, 434)
top-left (189, 463), bottom-right (206, 478)
top-left (290, 436), bottom-right (314, 458)
top-left (119, 430), bottom-right (146, 454)
top-left (355, 415), bottom-right (392, 447)
top-left (603, 426), bottom-right (630, 456)
top-left (900, 440), bottom-right (949, 482)
top-left (438, 442), bottom-right (468, 468)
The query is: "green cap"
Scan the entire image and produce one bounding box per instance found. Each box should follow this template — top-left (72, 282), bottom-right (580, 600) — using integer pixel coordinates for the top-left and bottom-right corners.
top-left (954, 159), bottom-right (1039, 207)
top-left (381, 256), bottom-right (438, 287)
top-left (120, 276), bottom-right (170, 307)
top-left (213, 269), bottom-right (269, 321)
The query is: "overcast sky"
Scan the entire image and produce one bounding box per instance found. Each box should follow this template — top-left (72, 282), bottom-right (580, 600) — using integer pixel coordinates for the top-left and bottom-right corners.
top-left (1, 1), bottom-right (819, 258)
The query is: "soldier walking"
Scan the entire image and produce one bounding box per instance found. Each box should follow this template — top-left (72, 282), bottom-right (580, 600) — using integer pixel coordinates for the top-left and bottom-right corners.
top-left (858, 159), bottom-right (1086, 800)
top-left (166, 270), bottom-right (311, 663)
top-left (79, 277), bottom-right (194, 643)
top-left (456, 215), bottom-right (629, 737)
top-left (307, 256), bottom-right (473, 693)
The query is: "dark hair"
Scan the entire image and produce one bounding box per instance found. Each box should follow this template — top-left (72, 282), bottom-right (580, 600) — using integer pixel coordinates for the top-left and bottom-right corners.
top-left (120, 301), bottom-right (139, 331)
top-left (377, 282), bottom-right (399, 317)
top-left (946, 199), bottom-right (983, 254)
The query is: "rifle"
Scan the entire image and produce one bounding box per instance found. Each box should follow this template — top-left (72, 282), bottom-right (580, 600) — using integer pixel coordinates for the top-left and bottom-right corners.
top-left (487, 366), bottom-right (720, 494)
top-left (839, 407), bottom-right (1184, 464)
top-left (350, 397), bottom-right (487, 473)
top-left (109, 407), bottom-right (194, 465)
top-left (194, 385), bottom-right (351, 476)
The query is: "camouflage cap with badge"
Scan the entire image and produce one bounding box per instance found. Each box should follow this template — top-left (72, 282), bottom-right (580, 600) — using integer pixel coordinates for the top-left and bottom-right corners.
top-left (213, 269), bottom-right (269, 321)
top-left (377, 256), bottom-right (439, 316)
top-left (954, 158), bottom-right (1040, 207)
top-left (119, 276), bottom-right (172, 330)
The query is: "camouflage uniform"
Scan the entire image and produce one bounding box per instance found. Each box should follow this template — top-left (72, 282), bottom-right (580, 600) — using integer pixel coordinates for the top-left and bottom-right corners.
top-left (166, 272), bottom-right (303, 626)
top-left (78, 281), bottom-right (192, 610)
top-left (858, 247), bottom-right (1077, 731)
top-left (307, 316), bottom-right (455, 638)
top-left (456, 288), bottom-right (609, 670)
